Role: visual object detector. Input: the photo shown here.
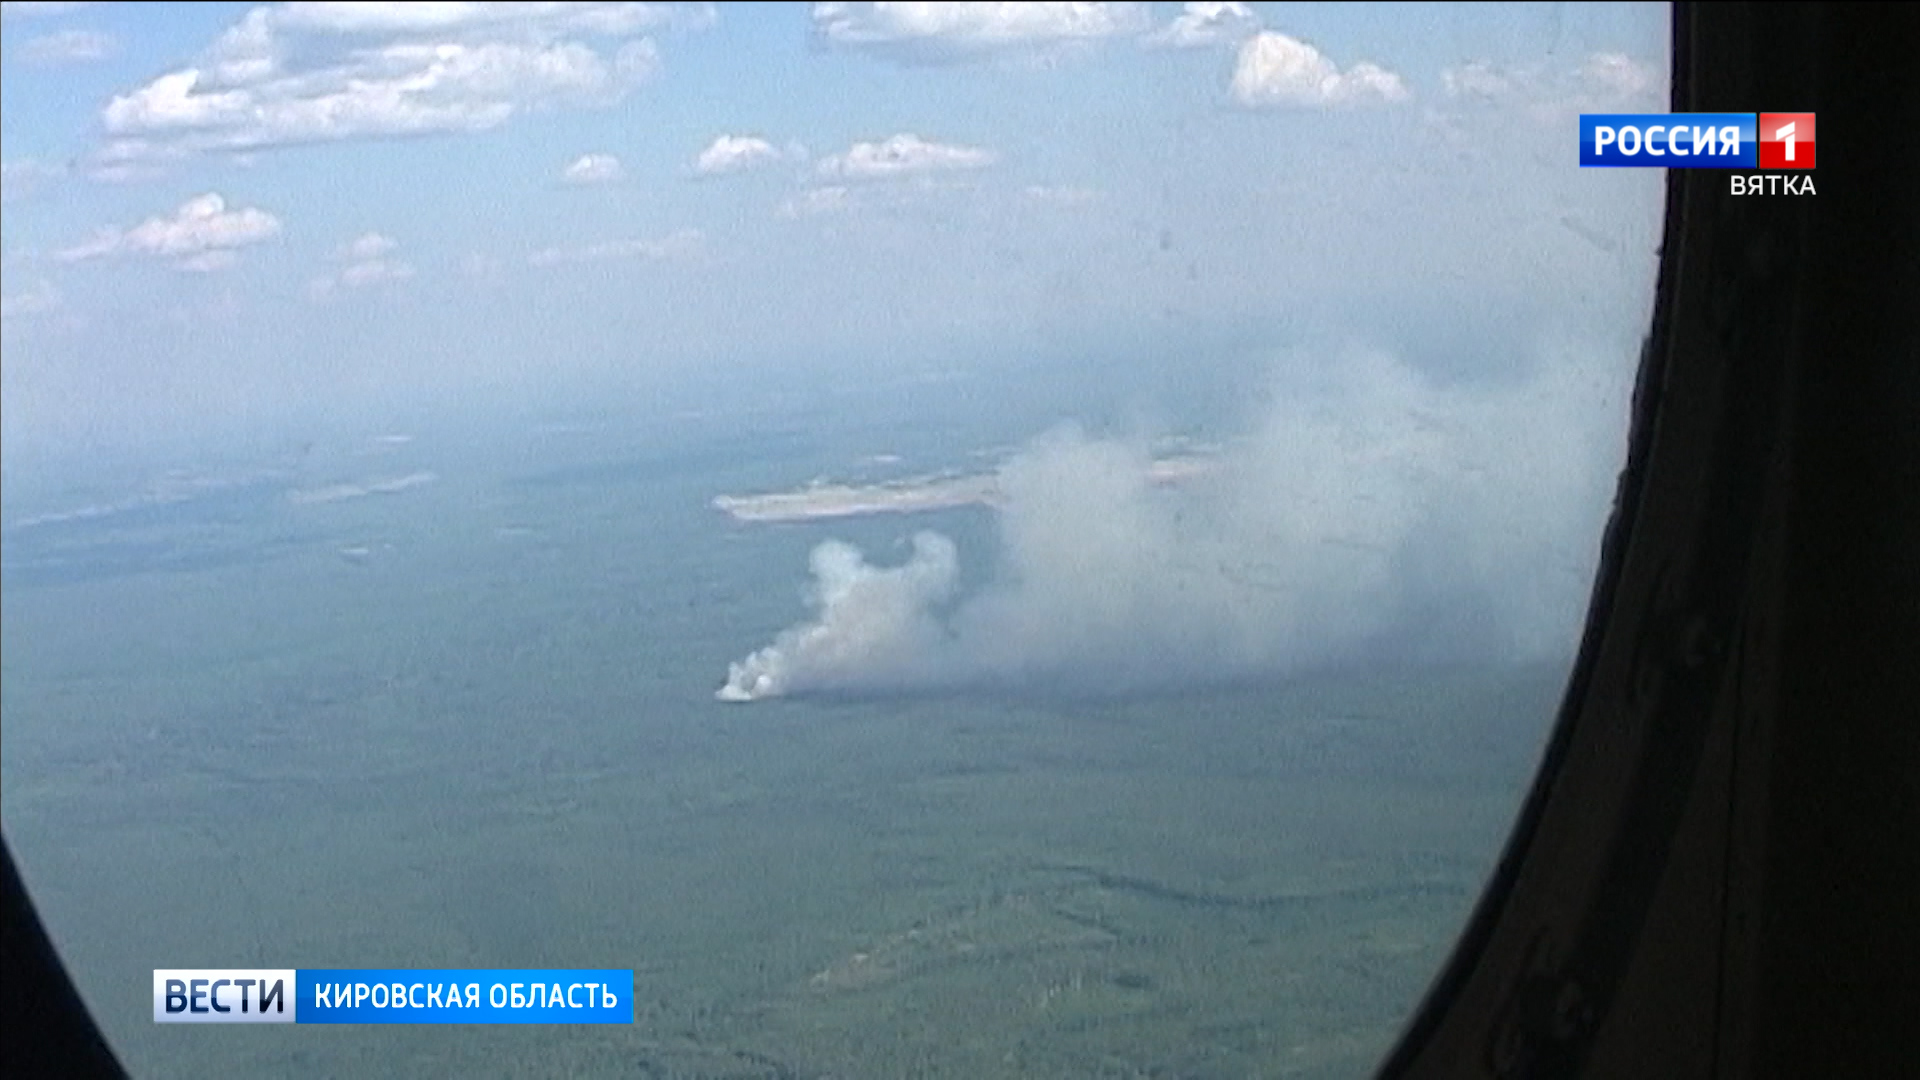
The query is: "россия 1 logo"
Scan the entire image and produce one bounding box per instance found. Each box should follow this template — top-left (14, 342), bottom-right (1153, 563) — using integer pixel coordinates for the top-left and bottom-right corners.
top-left (1580, 113), bottom-right (1816, 170)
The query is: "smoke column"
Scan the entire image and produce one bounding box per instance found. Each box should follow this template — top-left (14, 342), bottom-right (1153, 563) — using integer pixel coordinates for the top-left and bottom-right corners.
top-left (719, 344), bottom-right (1629, 701)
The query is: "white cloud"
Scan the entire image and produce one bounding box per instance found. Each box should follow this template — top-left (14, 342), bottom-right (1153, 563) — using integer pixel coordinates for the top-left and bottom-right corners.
top-left (92, 3), bottom-right (711, 168)
top-left (528, 227), bottom-right (702, 267)
top-left (776, 185), bottom-right (853, 219)
top-left (178, 250), bottom-right (240, 274)
top-left (123, 194), bottom-right (281, 256)
top-left (459, 251), bottom-right (504, 279)
top-left (103, 42), bottom-right (658, 145)
top-left (1230, 31), bottom-right (1409, 108)
top-left (1430, 52), bottom-right (1663, 126)
top-left (1440, 60), bottom-right (1512, 100)
top-left (1022, 184), bottom-right (1102, 207)
top-left (1, 279), bottom-right (61, 320)
top-left (692, 134), bottom-right (784, 176)
top-left (55, 193), bottom-right (283, 270)
top-left (103, 71), bottom-right (248, 132)
top-left (85, 138), bottom-right (189, 184)
top-left (1578, 52), bottom-right (1659, 100)
top-left (18, 27), bottom-right (117, 64)
top-left (562, 152), bottom-right (624, 183)
top-left (1, 159), bottom-right (63, 202)
top-left (818, 133), bottom-right (996, 180)
top-left (1143, 1), bottom-right (1258, 49)
top-left (775, 174), bottom-right (990, 220)
top-left (311, 231), bottom-right (413, 296)
top-left (339, 231), bottom-right (398, 261)
top-left (338, 259), bottom-right (414, 287)
top-left (55, 231), bottom-right (121, 262)
top-left (812, 1), bottom-right (1146, 62)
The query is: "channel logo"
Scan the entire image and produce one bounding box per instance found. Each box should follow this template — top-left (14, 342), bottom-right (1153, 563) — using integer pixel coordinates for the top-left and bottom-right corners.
top-left (154, 970), bottom-right (295, 1024)
top-left (1580, 113), bottom-right (1815, 169)
top-left (1758, 112), bottom-right (1816, 168)
top-left (1581, 113), bottom-right (1755, 167)
top-left (155, 969), bottom-right (635, 1024)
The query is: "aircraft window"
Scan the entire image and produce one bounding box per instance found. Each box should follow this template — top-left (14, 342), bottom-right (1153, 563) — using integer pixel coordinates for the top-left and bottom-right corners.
top-left (0, 3), bottom-right (1667, 1075)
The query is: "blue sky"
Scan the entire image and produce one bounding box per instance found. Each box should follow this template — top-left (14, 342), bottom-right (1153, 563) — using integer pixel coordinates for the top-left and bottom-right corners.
top-left (1, 2), bottom-right (1669, 475)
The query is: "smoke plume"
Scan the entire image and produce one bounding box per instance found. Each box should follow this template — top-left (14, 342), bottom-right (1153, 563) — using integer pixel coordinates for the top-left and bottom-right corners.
top-left (719, 344), bottom-right (1629, 700)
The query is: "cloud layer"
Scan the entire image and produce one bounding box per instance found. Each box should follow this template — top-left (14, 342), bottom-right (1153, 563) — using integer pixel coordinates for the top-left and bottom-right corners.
top-left (721, 343), bottom-right (1629, 700)
top-left (807, 1), bottom-right (1413, 113)
top-left (92, 2), bottom-right (712, 172)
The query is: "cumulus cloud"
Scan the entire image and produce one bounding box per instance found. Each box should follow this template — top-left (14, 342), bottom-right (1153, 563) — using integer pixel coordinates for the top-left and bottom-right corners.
top-left (55, 193), bottom-right (282, 271)
top-left (311, 232), bottom-right (413, 296)
top-left (90, 2), bottom-right (711, 170)
top-left (818, 133), bottom-right (996, 179)
top-left (1143, 1), bottom-right (1258, 49)
top-left (528, 226), bottom-right (702, 267)
top-left (719, 343), bottom-right (1629, 700)
top-left (692, 134), bottom-right (787, 176)
top-left (17, 27), bottom-right (117, 64)
top-left (812, 1), bottom-right (1146, 63)
top-left (562, 152), bottom-right (625, 183)
top-left (1231, 31), bottom-right (1409, 108)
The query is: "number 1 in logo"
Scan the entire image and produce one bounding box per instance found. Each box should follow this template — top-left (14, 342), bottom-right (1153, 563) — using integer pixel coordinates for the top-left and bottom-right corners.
top-left (1759, 113), bottom-right (1816, 169)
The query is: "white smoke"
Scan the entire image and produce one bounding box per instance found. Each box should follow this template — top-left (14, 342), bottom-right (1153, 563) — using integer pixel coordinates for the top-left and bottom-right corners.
top-left (718, 343), bottom-right (1629, 701)
top-left (718, 532), bottom-right (961, 701)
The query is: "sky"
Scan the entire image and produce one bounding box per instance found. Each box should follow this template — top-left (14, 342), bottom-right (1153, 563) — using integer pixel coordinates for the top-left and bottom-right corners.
top-left (0, 2), bottom-right (1670, 479)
